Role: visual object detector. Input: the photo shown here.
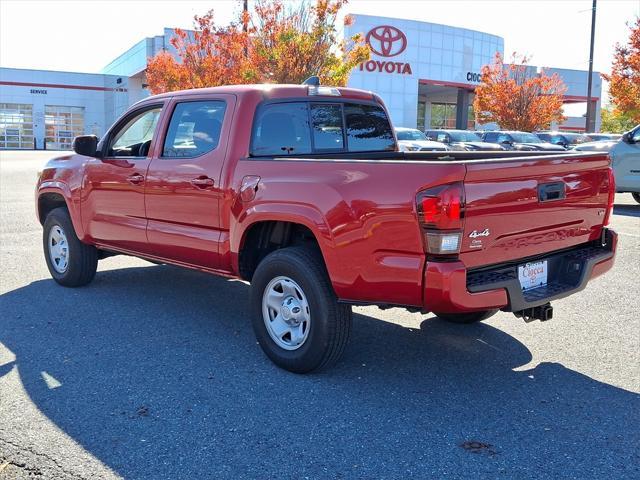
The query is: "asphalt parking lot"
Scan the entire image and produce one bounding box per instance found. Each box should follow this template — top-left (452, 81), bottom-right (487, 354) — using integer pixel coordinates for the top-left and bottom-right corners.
top-left (1, 150), bottom-right (639, 479)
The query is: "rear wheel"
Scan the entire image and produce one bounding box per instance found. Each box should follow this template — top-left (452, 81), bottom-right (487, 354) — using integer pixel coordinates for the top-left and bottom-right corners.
top-left (632, 192), bottom-right (640, 204)
top-left (250, 246), bottom-right (352, 373)
top-left (43, 207), bottom-right (98, 287)
top-left (434, 309), bottom-right (498, 324)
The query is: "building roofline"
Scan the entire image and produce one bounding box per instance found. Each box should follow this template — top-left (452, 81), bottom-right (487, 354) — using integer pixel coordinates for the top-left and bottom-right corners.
top-left (349, 13), bottom-right (504, 42)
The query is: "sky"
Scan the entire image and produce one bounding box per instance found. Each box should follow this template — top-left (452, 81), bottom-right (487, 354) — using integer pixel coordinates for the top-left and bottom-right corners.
top-left (1, 0), bottom-right (638, 99)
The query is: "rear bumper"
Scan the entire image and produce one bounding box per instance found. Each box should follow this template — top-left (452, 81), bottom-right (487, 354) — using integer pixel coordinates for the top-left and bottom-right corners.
top-left (423, 229), bottom-right (617, 314)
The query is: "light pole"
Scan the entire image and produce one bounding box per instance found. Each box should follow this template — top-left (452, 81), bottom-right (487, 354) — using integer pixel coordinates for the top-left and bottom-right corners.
top-left (585, 0), bottom-right (597, 132)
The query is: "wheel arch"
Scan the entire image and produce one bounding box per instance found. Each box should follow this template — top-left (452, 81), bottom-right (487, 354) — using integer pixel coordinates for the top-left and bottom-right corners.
top-left (233, 208), bottom-right (336, 284)
top-left (37, 184), bottom-right (85, 240)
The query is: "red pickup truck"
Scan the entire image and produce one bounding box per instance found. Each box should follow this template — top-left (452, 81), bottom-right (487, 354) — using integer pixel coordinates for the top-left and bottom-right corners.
top-left (36, 83), bottom-right (617, 373)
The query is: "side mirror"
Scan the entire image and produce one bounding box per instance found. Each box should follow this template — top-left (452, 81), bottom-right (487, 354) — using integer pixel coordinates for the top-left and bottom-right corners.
top-left (621, 132), bottom-right (633, 144)
top-left (72, 135), bottom-right (99, 157)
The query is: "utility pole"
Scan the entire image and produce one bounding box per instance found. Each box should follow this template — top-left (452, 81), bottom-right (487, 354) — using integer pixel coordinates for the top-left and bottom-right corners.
top-left (585, 0), bottom-right (597, 132)
top-left (243, 0), bottom-right (248, 31)
top-left (243, 0), bottom-right (249, 56)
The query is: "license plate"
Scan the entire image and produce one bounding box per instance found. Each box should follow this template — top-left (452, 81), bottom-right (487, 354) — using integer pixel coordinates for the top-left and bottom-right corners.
top-left (518, 260), bottom-right (548, 291)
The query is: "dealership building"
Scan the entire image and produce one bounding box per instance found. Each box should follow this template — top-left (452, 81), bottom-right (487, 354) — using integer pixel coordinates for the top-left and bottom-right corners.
top-left (0, 14), bottom-right (601, 150)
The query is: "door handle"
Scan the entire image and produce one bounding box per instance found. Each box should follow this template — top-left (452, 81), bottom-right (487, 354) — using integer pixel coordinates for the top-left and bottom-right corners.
top-left (127, 173), bottom-right (144, 185)
top-left (191, 176), bottom-right (215, 189)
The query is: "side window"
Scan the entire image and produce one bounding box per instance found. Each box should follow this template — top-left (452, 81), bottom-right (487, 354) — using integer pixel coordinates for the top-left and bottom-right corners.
top-left (484, 132), bottom-right (497, 142)
top-left (310, 104), bottom-right (344, 150)
top-left (251, 103), bottom-right (311, 156)
top-left (497, 133), bottom-right (511, 143)
top-left (344, 103), bottom-right (395, 152)
top-left (162, 101), bottom-right (226, 158)
top-left (632, 126), bottom-right (640, 143)
top-left (109, 107), bottom-right (162, 157)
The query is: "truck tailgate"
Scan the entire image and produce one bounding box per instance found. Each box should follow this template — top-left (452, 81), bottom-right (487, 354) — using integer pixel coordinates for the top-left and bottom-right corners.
top-left (460, 153), bottom-right (611, 269)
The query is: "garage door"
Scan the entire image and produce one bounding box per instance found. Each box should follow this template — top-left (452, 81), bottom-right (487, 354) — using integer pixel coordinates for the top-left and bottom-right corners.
top-left (45, 105), bottom-right (85, 150)
top-left (0, 103), bottom-right (34, 149)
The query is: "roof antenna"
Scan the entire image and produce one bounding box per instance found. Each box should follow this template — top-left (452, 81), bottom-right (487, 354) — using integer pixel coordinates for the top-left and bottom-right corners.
top-left (302, 76), bottom-right (320, 86)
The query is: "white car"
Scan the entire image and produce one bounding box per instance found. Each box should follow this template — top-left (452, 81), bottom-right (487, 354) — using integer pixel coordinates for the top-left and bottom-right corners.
top-left (573, 125), bottom-right (640, 203)
top-left (395, 127), bottom-right (449, 152)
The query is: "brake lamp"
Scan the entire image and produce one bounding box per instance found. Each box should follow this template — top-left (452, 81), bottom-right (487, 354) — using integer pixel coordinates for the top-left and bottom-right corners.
top-left (416, 182), bottom-right (464, 255)
top-left (603, 167), bottom-right (615, 226)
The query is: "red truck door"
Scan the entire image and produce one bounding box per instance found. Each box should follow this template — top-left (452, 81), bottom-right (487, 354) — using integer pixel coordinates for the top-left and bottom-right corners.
top-left (144, 95), bottom-right (235, 269)
top-left (82, 104), bottom-right (165, 252)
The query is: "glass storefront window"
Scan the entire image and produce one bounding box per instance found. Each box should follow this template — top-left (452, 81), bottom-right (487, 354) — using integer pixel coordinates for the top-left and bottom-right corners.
top-left (417, 101), bottom-right (426, 131)
top-left (430, 103), bottom-right (456, 129)
top-left (429, 102), bottom-right (476, 130)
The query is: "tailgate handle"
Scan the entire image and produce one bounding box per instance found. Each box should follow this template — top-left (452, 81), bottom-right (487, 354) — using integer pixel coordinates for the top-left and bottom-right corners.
top-left (538, 182), bottom-right (565, 202)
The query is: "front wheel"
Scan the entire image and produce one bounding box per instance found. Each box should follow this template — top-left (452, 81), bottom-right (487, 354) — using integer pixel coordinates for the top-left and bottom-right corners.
top-left (632, 192), bottom-right (640, 204)
top-left (250, 246), bottom-right (352, 373)
top-left (43, 207), bottom-right (98, 287)
top-left (434, 310), bottom-right (498, 324)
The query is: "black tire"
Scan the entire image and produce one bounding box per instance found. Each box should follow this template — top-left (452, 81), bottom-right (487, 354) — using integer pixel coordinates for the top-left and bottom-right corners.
top-left (250, 246), bottom-right (352, 373)
top-left (43, 207), bottom-right (98, 287)
top-left (434, 309), bottom-right (498, 324)
top-left (632, 192), bottom-right (640, 204)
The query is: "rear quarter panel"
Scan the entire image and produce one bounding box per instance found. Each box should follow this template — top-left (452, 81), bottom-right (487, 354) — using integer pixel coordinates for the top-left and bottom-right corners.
top-left (229, 158), bottom-right (466, 306)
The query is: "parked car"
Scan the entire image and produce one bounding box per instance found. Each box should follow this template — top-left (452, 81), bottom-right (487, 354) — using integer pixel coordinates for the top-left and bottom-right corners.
top-left (573, 125), bottom-right (640, 203)
top-left (481, 131), bottom-right (566, 151)
top-left (395, 127), bottom-right (449, 151)
top-left (586, 133), bottom-right (623, 142)
top-left (424, 129), bottom-right (504, 151)
top-left (536, 132), bottom-right (594, 149)
top-left (35, 82), bottom-right (617, 373)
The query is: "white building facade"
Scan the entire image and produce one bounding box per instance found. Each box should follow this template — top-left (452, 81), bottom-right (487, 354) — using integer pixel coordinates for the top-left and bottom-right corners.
top-left (346, 14), bottom-right (601, 133)
top-left (0, 19), bottom-right (601, 150)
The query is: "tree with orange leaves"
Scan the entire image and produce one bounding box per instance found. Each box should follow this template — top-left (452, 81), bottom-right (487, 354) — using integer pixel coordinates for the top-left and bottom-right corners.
top-left (145, 10), bottom-right (258, 94)
top-left (146, 0), bottom-right (370, 95)
top-left (603, 17), bottom-right (640, 124)
top-left (473, 53), bottom-right (567, 131)
top-left (250, 0), bottom-right (369, 86)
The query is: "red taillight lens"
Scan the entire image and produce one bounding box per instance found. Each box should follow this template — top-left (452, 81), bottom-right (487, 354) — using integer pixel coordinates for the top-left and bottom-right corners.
top-left (603, 167), bottom-right (615, 226)
top-left (417, 182), bottom-right (465, 255)
top-left (417, 182), bottom-right (464, 229)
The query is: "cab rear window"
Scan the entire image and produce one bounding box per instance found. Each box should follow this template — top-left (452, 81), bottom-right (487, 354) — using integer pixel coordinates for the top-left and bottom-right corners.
top-left (250, 102), bottom-right (395, 156)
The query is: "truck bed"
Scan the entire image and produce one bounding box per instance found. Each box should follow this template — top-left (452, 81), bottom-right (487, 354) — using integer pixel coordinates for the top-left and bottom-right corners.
top-left (231, 151), bottom-right (611, 308)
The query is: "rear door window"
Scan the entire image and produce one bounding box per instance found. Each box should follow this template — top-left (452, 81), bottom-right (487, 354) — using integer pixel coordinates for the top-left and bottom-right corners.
top-left (344, 103), bottom-right (395, 152)
top-left (162, 100), bottom-right (226, 158)
top-left (251, 103), bottom-right (312, 156)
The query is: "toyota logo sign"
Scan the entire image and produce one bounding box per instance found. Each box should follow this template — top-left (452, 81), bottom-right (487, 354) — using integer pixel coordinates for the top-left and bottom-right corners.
top-left (366, 25), bottom-right (407, 57)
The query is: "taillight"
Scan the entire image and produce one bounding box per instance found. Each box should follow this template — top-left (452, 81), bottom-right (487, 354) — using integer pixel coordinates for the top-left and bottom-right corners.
top-left (416, 182), bottom-right (465, 255)
top-left (603, 167), bottom-right (615, 226)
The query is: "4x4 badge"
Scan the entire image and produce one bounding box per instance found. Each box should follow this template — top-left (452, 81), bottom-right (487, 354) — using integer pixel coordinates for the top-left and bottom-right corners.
top-left (469, 228), bottom-right (490, 238)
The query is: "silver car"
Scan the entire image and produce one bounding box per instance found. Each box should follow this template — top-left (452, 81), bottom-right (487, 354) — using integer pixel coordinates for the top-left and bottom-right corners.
top-left (573, 125), bottom-right (640, 203)
top-left (395, 128), bottom-right (449, 152)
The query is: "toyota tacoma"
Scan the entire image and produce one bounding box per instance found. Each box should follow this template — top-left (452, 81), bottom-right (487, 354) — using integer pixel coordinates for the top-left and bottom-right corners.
top-left (36, 81), bottom-right (617, 372)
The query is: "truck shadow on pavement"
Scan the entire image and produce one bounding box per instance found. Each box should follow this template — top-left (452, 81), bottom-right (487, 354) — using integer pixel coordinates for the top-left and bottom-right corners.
top-left (1, 263), bottom-right (638, 479)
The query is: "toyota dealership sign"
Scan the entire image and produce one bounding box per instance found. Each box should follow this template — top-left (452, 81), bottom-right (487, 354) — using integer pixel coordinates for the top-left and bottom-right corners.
top-left (359, 25), bottom-right (413, 75)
